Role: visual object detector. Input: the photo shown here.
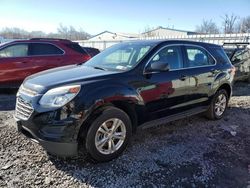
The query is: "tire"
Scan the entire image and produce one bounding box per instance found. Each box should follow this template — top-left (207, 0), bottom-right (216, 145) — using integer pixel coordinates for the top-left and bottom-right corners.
top-left (84, 107), bottom-right (132, 162)
top-left (205, 89), bottom-right (229, 120)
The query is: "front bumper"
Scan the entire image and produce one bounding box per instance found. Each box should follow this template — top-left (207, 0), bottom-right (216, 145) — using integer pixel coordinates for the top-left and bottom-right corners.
top-left (14, 87), bottom-right (87, 157)
top-left (16, 119), bottom-right (78, 157)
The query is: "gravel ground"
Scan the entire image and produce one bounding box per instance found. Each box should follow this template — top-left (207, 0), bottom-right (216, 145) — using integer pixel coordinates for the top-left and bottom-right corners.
top-left (0, 82), bottom-right (250, 188)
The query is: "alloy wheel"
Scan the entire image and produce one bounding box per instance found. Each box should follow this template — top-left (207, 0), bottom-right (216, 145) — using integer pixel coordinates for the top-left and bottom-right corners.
top-left (95, 118), bottom-right (126, 155)
top-left (214, 93), bottom-right (227, 117)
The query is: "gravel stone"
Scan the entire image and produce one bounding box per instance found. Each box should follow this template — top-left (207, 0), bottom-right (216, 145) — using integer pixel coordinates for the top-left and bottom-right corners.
top-left (0, 82), bottom-right (250, 187)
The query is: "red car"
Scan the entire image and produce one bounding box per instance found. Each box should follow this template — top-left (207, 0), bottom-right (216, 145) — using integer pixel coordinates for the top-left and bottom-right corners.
top-left (0, 38), bottom-right (99, 88)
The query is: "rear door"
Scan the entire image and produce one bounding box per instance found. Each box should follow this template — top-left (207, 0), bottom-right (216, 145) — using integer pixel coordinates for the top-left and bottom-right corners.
top-left (182, 45), bottom-right (217, 107)
top-left (0, 43), bottom-right (30, 86)
top-left (28, 42), bottom-right (64, 73)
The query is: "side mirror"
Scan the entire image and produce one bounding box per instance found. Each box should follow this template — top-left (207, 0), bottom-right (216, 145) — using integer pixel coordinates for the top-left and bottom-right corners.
top-left (146, 61), bottom-right (170, 72)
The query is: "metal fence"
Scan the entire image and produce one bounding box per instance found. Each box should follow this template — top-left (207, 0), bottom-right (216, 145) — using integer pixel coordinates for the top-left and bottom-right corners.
top-left (76, 33), bottom-right (250, 50)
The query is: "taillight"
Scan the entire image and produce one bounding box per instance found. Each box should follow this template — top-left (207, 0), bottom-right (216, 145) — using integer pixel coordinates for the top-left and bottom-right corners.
top-left (229, 66), bottom-right (236, 76)
top-left (82, 54), bottom-right (91, 62)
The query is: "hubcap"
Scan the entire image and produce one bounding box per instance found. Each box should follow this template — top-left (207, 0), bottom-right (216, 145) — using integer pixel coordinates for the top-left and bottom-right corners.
top-left (214, 94), bottom-right (227, 116)
top-left (95, 118), bottom-right (126, 155)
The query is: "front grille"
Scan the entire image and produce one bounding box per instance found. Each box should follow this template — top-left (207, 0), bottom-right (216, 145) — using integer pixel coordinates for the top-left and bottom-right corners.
top-left (15, 97), bottom-right (34, 120)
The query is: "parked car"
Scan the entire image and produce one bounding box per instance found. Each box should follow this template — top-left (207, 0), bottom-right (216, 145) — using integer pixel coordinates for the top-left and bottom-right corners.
top-left (223, 42), bottom-right (250, 82)
top-left (82, 47), bottom-right (100, 57)
top-left (15, 40), bottom-right (235, 162)
top-left (0, 38), bottom-right (96, 88)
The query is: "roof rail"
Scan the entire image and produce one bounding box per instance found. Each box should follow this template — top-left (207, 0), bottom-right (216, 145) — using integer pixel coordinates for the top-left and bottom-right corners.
top-left (29, 38), bottom-right (72, 42)
top-left (223, 42), bottom-right (249, 46)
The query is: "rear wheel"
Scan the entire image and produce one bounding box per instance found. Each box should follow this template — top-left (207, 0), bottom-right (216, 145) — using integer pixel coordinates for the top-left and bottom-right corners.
top-left (206, 89), bottom-right (229, 120)
top-left (84, 107), bottom-right (132, 162)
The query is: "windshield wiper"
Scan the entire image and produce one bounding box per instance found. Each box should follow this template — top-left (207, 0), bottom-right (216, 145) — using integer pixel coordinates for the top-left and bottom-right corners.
top-left (77, 62), bottom-right (84, 65)
top-left (93, 66), bottom-right (107, 71)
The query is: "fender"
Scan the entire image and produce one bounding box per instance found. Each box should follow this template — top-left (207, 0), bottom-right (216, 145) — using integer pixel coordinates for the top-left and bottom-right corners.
top-left (75, 81), bottom-right (144, 122)
top-left (210, 71), bottom-right (232, 97)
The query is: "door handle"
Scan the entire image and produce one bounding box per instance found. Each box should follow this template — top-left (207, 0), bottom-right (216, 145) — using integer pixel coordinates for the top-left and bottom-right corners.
top-left (180, 75), bottom-right (188, 81)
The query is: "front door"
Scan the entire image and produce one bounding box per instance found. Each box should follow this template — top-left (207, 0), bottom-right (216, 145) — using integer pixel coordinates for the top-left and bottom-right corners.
top-left (138, 45), bottom-right (191, 120)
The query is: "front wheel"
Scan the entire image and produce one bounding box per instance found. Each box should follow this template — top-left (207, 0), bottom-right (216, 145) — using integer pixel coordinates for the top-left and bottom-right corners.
top-left (84, 107), bottom-right (132, 162)
top-left (206, 89), bottom-right (229, 120)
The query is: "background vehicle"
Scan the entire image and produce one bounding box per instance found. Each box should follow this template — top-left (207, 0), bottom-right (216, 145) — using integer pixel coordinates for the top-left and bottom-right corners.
top-left (82, 47), bottom-right (100, 57)
top-left (0, 38), bottom-right (99, 88)
top-left (223, 42), bottom-right (250, 82)
top-left (15, 40), bottom-right (234, 162)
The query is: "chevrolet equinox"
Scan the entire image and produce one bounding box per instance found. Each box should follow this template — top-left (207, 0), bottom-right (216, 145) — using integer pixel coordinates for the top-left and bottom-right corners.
top-left (15, 40), bottom-right (235, 162)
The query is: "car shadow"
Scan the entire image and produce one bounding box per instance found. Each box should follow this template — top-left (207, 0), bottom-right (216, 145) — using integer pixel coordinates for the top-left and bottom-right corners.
top-left (232, 81), bottom-right (250, 96)
top-left (0, 89), bottom-right (17, 111)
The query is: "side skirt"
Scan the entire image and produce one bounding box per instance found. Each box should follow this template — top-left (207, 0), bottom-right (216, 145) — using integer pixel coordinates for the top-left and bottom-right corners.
top-left (138, 106), bottom-right (208, 130)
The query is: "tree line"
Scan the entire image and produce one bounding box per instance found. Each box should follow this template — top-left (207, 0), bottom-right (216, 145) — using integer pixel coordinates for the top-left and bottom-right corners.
top-left (0, 24), bottom-right (90, 40)
top-left (195, 13), bottom-right (250, 34)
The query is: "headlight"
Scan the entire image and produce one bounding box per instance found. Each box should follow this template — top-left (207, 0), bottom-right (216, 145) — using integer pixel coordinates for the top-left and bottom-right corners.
top-left (39, 85), bottom-right (81, 108)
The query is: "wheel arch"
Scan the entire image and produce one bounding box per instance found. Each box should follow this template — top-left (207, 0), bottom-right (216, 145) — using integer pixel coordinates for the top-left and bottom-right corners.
top-left (77, 101), bottom-right (138, 146)
top-left (216, 83), bottom-right (232, 98)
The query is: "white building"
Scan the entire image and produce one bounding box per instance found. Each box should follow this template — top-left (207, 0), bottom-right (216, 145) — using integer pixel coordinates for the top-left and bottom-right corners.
top-left (88, 31), bottom-right (139, 41)
top-left (141, 26), bottom-right (197, 37)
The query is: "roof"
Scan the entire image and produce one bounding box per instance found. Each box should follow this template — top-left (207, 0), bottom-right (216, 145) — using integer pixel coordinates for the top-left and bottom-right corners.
top-left (2, 38), bottom-right (74, 44)
top-left (119, 39), bottom-right (220, 48)
top-left (141, 26), bottom-right (197, 35)
top-left (88, 31), bottom-right (139, 40)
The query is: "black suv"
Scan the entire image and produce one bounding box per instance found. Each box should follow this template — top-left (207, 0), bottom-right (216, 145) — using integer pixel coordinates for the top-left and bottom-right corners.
top-left (15, 40), bottom-right (235, 162)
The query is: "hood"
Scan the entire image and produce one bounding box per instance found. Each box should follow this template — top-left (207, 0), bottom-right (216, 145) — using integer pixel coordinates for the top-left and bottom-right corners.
top-left (23, 65), bottom-right (117, 93)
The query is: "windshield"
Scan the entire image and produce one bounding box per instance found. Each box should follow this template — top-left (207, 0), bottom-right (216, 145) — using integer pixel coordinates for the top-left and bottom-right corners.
top-left (84, 42), bottom-right (155, 71)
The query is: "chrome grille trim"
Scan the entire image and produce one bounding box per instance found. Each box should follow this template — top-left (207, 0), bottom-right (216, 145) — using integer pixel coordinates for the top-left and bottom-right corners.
top-left (18, 85), bottom-right (38, 97)
top-left (15, 97), bottom-right (34, 120)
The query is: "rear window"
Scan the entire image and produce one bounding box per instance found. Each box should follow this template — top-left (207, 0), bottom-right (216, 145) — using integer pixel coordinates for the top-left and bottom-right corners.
top-left (65, 43), bottom-right (88, 54)
top-left (29, 43), bottom-right (63, 55)
top-left (184, 46), bottom-right (215, 67)
top-left (83, 47), bottom-right (100, 56)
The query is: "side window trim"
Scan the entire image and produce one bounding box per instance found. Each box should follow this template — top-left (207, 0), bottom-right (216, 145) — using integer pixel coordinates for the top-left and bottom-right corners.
top-left (0, 42), bottom-right (65, 58)
top-left (183, 45), bottom-right (217, 69)
top-left (144, 44), bottom-right (184, 74)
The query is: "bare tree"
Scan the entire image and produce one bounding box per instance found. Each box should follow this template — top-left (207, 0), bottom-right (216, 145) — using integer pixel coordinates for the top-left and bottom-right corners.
top-left (0, 25), bottom-right (90, 40)
top-left (239, 16), bottom-right (250, 33)
top-left (0, 27), bottom-right (29, 39)
top-left (56, 24), bottom-right (90, 40)
top-left (195, 19), bottom-right (219, 34)
top-left (221, 13), bottom-right (239, 34)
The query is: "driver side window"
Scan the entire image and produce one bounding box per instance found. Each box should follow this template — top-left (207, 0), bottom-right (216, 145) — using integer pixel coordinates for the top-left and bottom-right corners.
top-left (148, 46), bottom-right (183, 71)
